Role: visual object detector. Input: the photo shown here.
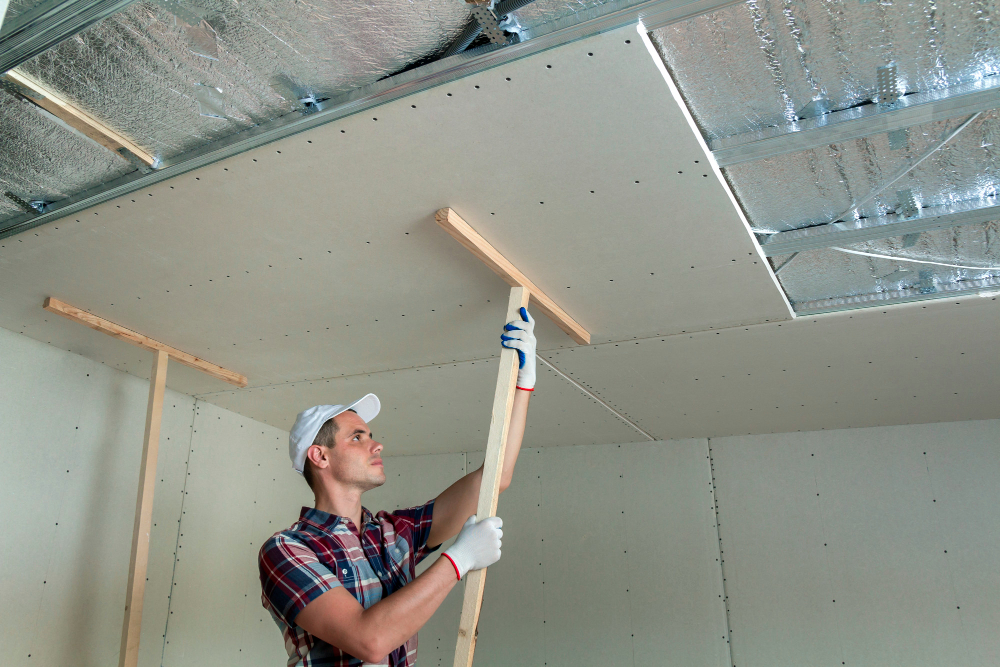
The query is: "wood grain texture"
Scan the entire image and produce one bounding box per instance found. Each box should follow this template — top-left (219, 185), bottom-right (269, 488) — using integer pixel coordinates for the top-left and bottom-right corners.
top-left (118, 350), bottom-right (168, 667)
top-left (43, 297), bottom-right (247, 387)
top-left (435, 208), bottom-right (590, 345)
top-left (5, 70), bottom-right (156, 165)
top-left (453, 286), bottom-right (530, 667)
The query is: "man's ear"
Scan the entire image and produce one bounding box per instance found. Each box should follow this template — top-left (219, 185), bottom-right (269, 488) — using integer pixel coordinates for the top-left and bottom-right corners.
top-left (307, 444), bottom-right (329, 470)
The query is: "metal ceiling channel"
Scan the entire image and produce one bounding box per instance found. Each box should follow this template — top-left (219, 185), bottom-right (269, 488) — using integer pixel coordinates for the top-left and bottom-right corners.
top-left (711, 76), bottom-right (1000, 167)
top-left (0, 0), bottom-right (141, 73)
top-left (761, 197), bottom-right (1000, 256)
top-left (793, 275), bottom-right (1000, 316)
top-left (0, 0), bottom-right (741, 241)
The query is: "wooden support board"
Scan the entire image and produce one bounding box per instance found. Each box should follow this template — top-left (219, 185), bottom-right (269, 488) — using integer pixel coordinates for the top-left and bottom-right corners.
top-left (43, 297), bottom-right (247, 387)
top-left (435, 208), bottom-right (590, 345)
top-left (118, 349), bottom-right (168, 667)
top-left (454, 285), bottom-right (530, 667)
top-left (4, 70), bottom-right (155, 165)
top-left (42, 296), bottom-right (246, 667)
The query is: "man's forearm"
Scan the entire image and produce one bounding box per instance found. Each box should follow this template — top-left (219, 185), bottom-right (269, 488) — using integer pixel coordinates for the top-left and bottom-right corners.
top-left (499, 388), bottom-right (530, 489)
top-left (360, 557), bottom-right (458, 659)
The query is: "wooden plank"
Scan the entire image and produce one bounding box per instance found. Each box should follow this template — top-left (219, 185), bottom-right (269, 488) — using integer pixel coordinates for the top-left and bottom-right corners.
top-left (435, 208), bottom-right (590, 345)
top-left (118, 349), bottom-right (168, 667)
top-left (454, 285), bottom-right (530, 667)
top-left (5, 69), bottom-right (155, 166)
top-left (43, 297), bottom-right (247, 387)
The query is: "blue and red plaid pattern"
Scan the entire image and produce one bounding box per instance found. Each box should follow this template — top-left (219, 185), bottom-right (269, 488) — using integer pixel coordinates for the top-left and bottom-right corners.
top-left (259, 501), bottom-right (438, 666)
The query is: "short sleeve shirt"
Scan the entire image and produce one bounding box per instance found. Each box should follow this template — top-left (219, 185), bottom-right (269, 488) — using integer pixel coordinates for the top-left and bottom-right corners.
top-left (259, 501), bottom-right (438, 666)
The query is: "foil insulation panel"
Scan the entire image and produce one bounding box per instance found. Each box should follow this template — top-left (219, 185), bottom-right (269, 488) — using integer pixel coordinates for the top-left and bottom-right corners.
top-left (728, 110), bottom-right (1000, 232)
top-left (776, 219), bottom-right (1000, 304)
top-left (511, 0), bottom-right (625, 32)
top-left (14, 0), bottom-right (472, 161)
top-left (0, 87), bottom-right (133, 219)
top-left (651, 0), bottom-right (1000, 142)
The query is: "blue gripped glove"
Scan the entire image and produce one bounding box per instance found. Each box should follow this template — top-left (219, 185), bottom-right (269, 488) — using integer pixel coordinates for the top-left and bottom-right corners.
top-left (501, 307), bottom-right (536, 391)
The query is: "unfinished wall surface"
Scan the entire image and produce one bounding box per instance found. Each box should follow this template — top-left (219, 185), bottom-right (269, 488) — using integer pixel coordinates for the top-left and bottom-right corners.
top-left (0, 325), bottom-right (294, 667)
top-left (162, 435), bottom-right (730, 667)
top-left (712, 420), bottom-right (1000, 667)
top-left (4, 318), bottom-right (997, 667)
top-left (0, 324), bottom-right (195, 667)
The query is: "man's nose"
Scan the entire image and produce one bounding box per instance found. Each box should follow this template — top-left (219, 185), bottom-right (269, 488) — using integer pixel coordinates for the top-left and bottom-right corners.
top-left (372, 440), bottom-right (383, 454)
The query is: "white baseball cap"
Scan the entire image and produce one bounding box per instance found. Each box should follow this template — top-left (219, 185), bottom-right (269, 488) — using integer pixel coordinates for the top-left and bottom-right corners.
top-left (288, 393), bottom-right (381, 474)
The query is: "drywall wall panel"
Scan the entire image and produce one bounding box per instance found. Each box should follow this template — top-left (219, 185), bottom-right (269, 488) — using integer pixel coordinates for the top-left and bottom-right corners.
top-left (928, 421), bottom-right (1000, 665)
top-left (161, 401), bottom-right (295, 666)
top-left (708, 435), bottom-right (839, 667)
top-left (712, 420), bottom-right (1000, 667)
top-left (539, 444), bottom-right (633, 666)
top-left (624, 440), bottom-right (729, 667)
top-left (475, 448), bottom-right (546, 667)
top-left (0, 325), bottom-right (195, 667)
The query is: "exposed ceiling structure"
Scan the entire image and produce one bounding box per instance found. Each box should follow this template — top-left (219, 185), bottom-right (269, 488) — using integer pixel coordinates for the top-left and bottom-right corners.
top-left (1, 0), bottom-right (998, 454)
top-left (647, 0), bottom-right (1000, 312)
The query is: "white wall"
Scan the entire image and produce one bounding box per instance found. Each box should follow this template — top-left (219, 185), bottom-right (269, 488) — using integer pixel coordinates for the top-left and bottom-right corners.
top-left (0, 326), bottom-right (292, 667)
top-left (711, 420), bottom-right (1000, 667)
top-left (162, 437), bottom-right (730, 667)
top-left (4, 322), bottom-right (999, 667)
top-left (0, 325), bottom-right (195, 667)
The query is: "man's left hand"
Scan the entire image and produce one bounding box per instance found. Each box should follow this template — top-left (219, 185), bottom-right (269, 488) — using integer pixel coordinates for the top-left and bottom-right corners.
top-left (501, 307), bottom-right (536, 391)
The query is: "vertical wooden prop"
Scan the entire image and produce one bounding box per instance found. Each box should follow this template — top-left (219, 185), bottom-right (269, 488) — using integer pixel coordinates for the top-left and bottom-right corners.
top-left (453, 286), bottom-right (530, 667)
top-left (118, 349), bottom-right (169, 667)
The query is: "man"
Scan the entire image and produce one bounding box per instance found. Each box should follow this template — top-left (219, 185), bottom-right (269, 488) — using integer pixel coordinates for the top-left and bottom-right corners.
top-left (258, 307), bottom-right (538, 666)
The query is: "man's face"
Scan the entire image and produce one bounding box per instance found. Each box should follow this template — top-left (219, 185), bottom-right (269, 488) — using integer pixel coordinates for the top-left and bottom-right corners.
top-left (317, 410), bottom-right (385, 492)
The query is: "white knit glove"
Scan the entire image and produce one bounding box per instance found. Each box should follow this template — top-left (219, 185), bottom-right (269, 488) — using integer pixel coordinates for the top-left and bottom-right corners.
top-left (442, 515), bottom-right (503, 580)
top-left (501, 307), bottom-right (536, 390)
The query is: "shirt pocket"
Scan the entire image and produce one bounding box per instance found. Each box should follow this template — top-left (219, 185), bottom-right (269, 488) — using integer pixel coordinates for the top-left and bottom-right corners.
top-left (335, 562), bottom-right (356, 588)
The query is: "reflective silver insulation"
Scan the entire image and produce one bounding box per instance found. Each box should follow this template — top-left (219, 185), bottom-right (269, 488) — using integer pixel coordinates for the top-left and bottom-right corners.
top-left (651, 0), bottom-right (1000, 142)
top-left (0, 86), bottom-right (132, 219)
top-left (759, 110), bottom-right (1000, 302)
top-left (510, 0), bottom-right (625, 31)
top-left (775, 219), bottom-right (1000, 305)
top-left (650, 0), bottom-right (1000, 308)
top-left (14, 0), bottom-right (472, 161)
top-left (728, 110), bottom-right (1000, 232)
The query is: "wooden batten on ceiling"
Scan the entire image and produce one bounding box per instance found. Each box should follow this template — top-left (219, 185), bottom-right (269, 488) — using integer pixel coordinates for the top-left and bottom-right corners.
top-left (5, 69), bottom-right (155, 166)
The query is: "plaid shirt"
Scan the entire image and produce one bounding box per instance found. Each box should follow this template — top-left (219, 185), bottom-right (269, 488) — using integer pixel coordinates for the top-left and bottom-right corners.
top-left (259, 501), bottom-right (438, 666)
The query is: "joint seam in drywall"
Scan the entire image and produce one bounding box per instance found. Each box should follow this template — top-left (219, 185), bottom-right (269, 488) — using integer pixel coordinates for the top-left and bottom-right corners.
top-left (158, 397), bottom-right (198, 665)
top-left (707, 438), bottom-right (735, 667)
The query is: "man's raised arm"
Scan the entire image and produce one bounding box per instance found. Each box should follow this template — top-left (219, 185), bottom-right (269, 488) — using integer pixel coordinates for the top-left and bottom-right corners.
top-left (295, 517), bottom-right (502, 663)
top-left (427, 307), bottom-right (536, 548)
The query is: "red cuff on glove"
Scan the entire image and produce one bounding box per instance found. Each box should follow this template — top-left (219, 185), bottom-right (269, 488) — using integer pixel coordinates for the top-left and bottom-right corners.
top-left (442, 553), bottom-right (462, 580)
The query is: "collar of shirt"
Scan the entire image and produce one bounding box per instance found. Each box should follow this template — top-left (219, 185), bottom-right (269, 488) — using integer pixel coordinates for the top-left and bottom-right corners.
top-left (297, 505), bottom-right (377, 536)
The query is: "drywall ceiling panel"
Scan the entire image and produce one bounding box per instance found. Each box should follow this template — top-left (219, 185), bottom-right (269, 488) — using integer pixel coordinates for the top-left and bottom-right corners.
top-left (542, 295), bottom-right (1000, 442)
top-left (201, 353), bottom-right (642, 455)
top-left (0, 27), bottom-right (791, 398)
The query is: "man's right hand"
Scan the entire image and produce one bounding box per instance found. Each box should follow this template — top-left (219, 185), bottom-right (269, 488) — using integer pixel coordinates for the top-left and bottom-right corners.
top-left (442, 515), bottom-right (503, 580)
